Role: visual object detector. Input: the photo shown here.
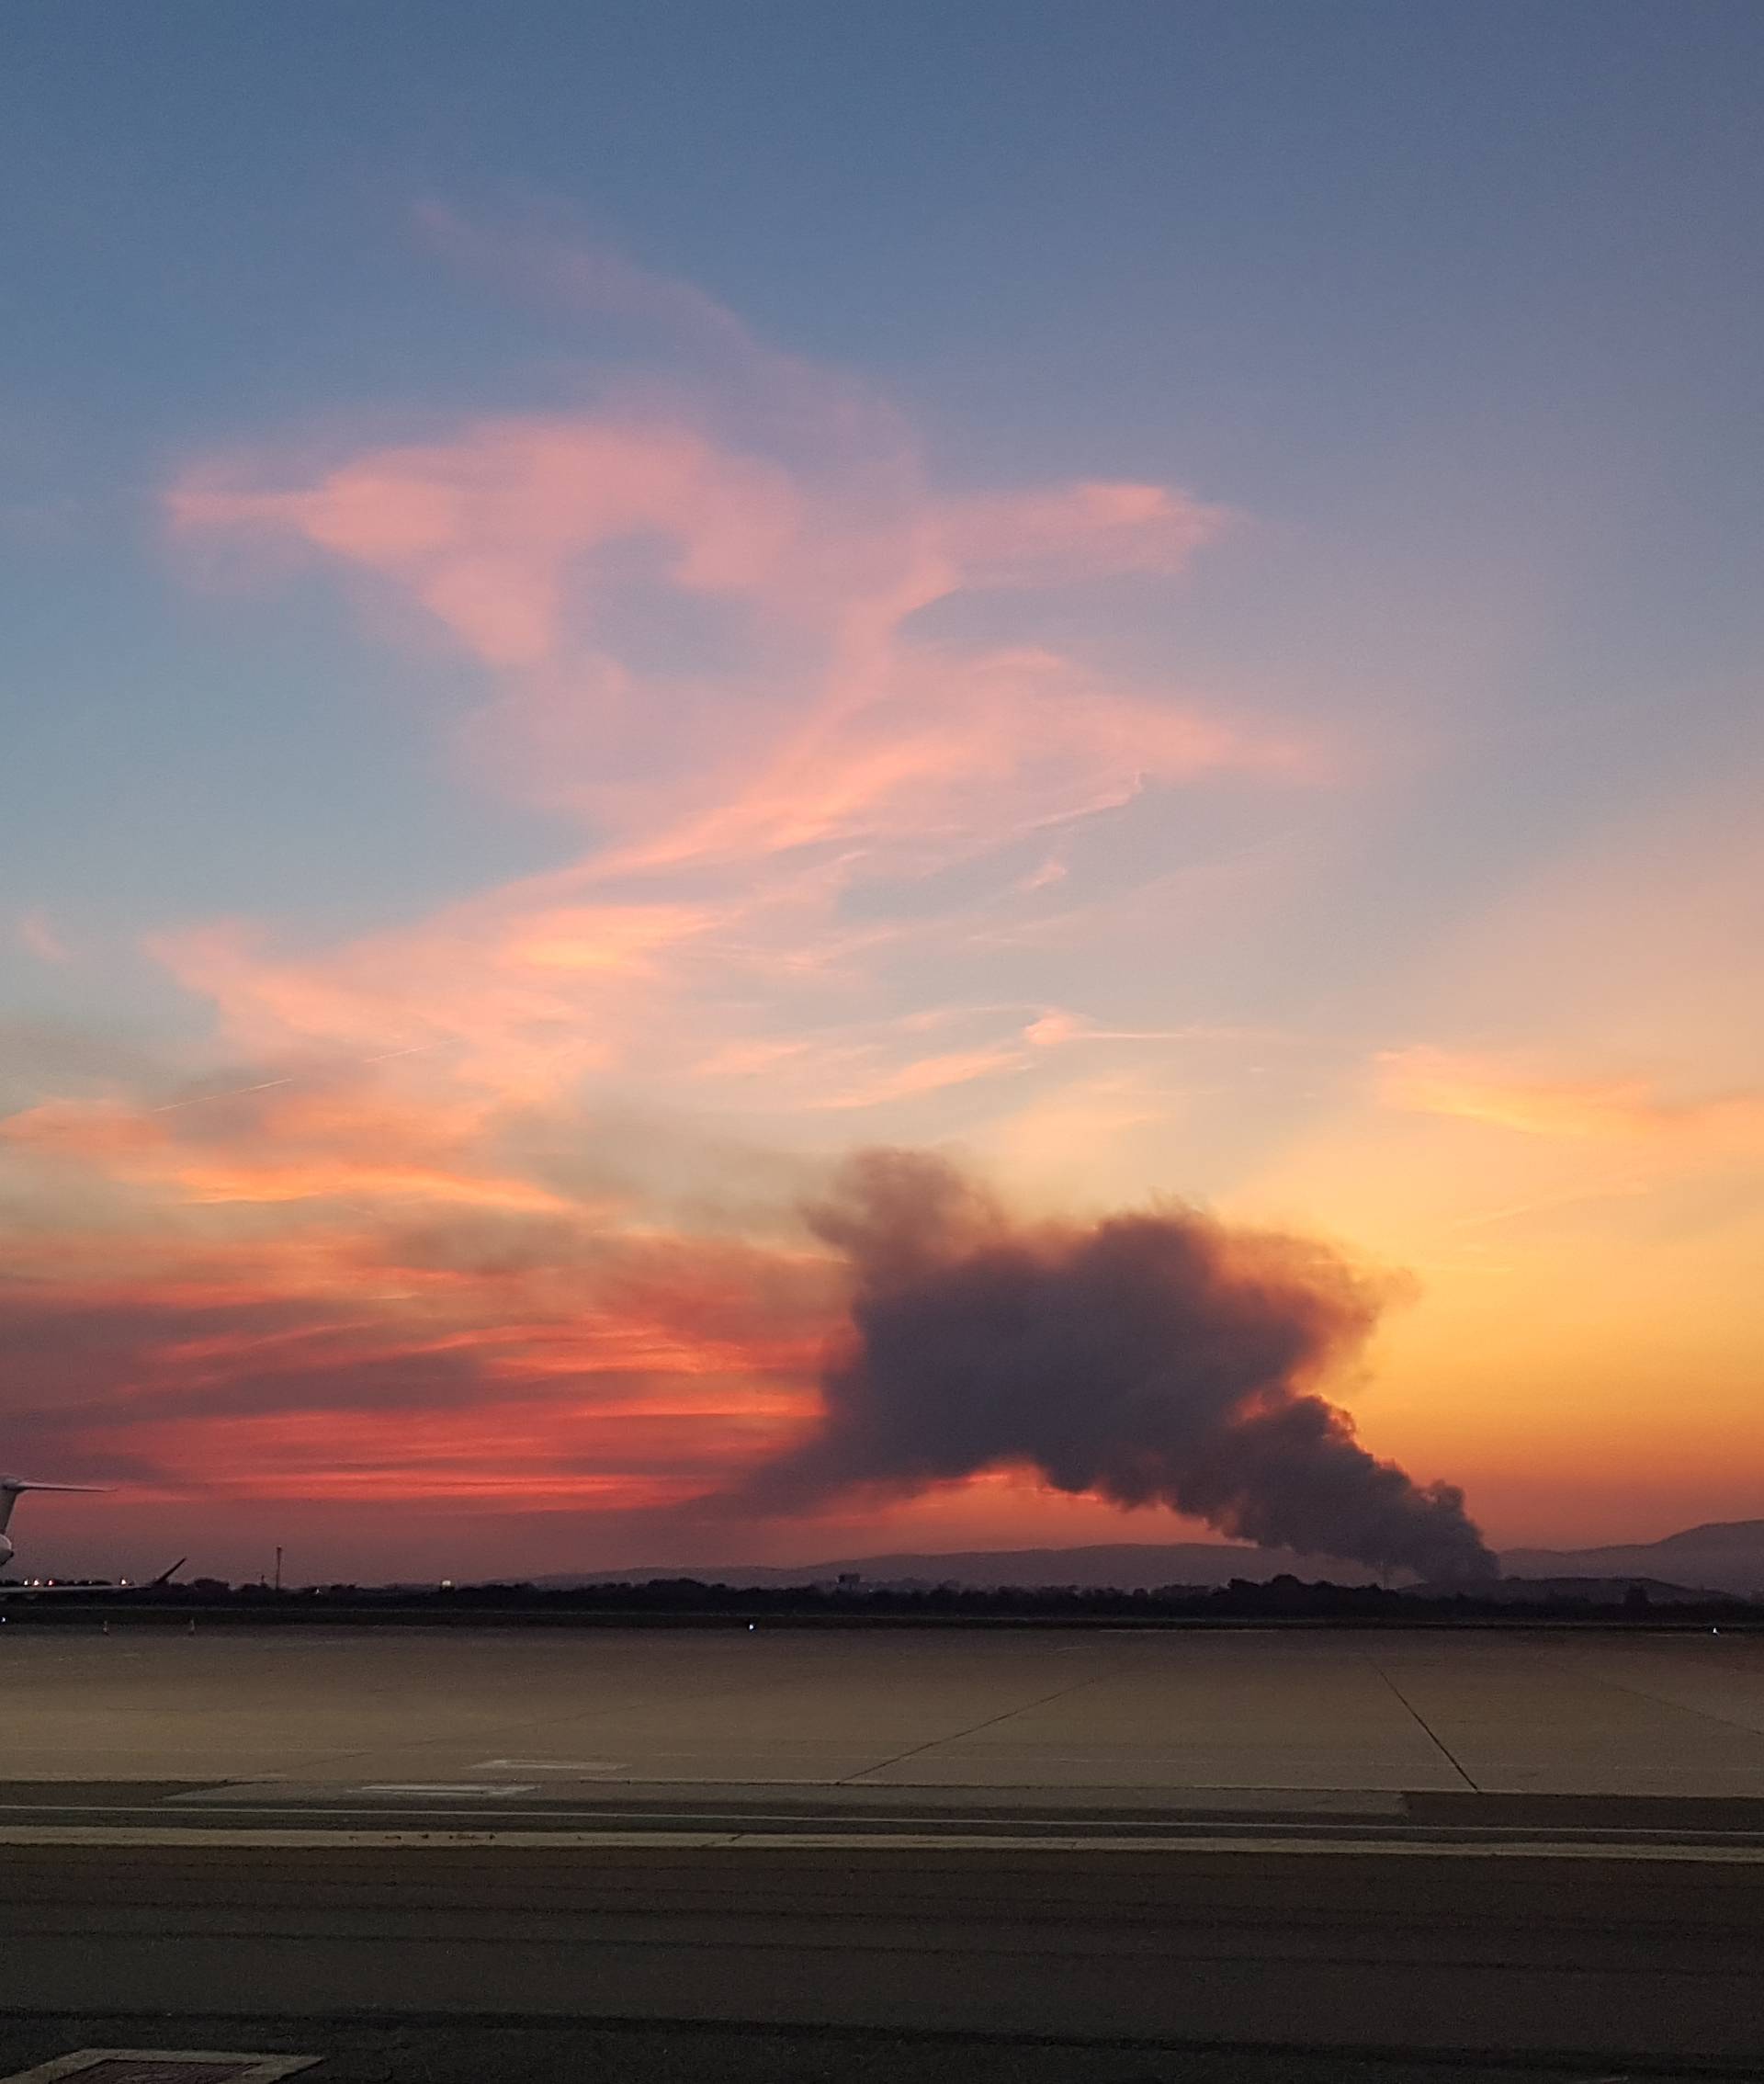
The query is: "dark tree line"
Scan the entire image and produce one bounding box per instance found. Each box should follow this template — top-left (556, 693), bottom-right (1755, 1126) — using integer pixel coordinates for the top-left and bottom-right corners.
top-left (6, 1571), bottom-right (1757, 1626)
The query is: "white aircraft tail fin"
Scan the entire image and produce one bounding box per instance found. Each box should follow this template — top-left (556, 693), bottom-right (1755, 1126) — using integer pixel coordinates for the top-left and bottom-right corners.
top-left (0, 1479), bottom-right (107, 1535)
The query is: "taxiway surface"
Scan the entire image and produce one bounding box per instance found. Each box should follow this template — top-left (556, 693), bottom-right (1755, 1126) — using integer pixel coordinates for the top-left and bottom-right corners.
top-left (6, 1622), bottom-right (1764, 1795)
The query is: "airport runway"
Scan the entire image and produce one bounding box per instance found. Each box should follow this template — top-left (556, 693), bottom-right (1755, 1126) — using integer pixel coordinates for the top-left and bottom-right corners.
top-left (8, 1626), bottom-right (1764, 2071)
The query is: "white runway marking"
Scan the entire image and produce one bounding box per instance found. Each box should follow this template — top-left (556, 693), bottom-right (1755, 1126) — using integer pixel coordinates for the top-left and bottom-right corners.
top-left (356, 1783), bottom-right (538, 1796)
top-left (471, 1758), bottom-right (628, 1774)
top-left (0, 2056), bottom-right (319, 2084)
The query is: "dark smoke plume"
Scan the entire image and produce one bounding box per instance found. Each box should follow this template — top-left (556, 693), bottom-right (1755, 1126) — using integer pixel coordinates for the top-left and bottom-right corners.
top-left (744, 1150), bottom-right (1497, 1583)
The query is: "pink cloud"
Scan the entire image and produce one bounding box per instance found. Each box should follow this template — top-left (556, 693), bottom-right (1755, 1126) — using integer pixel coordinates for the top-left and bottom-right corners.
top-left (1023, 1007), bottom-right (1261, 1049)
top-left (17, 909), bottom-right (72, 965)
top-left (937, 480), bottom-right (1231, 587)
top-left (594, 643), bottom-right (1308, 883)
top-left (413, 205), bottom-right (807, 389)
top-left (170, 417), bottom-right (806, 669)
top-left (145, 888), bottom-right (726, 1107)
top-left (158, 298), bottom-right (1313, 1122)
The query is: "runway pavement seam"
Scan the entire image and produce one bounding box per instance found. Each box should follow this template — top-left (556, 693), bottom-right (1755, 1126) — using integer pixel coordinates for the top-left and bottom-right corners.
top-left (1357, 1648), bottom-right (1479, 1790)
top-left (21, 1879), bottom-right (1764, 1945)
top-left (837, 1661), bottom-right (1122, 1783)
top-left (29, 1877), bottom-right (1745, 1931)
top-left (19, 1921), bottom-right (1764, 1982)
top-left (12, 1801), bottom-right (1764, 1849)
top-left (9, 1825), bottom-right (1764, 1861)
top-left (1545, 1653), bottom-right (1764, 1749)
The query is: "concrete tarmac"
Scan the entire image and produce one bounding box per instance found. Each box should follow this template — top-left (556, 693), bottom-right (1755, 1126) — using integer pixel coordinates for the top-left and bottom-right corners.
top-left (7, 1623), bottom-right (1764, 1795)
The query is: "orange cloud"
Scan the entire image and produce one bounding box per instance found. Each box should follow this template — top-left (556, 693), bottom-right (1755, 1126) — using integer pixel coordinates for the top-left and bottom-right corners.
top-left (146, 891), bottom-right (723, 1106)
top-left (112, 1403), bottom-right (737, 1507)
top-left (801, 1044), bottom-right (1033, 1111)
top-left (3, 1084), bottom-right (571, 1214)
top-left (0, 1174), bottom-right (839, 1509)
top-left (1378, 1047), bottom-right (1764, 1149)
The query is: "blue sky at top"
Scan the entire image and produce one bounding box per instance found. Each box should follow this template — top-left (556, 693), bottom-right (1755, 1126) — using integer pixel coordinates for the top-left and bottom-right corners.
top-left (4, 4), bottom-right (1758, 976)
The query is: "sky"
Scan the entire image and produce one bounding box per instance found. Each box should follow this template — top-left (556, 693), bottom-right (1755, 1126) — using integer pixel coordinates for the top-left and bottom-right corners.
top-left (3, 1), bottom-right (1761, 1584)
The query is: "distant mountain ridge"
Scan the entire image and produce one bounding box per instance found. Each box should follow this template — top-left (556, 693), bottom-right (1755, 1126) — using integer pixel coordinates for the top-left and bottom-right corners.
top-left (1409, 1576), bottom-right (1741, 1606)
top-left (539, 1518), bottom-right (1764, 1597)
top-left (1499, 1519), bottom-right (1764, 1597)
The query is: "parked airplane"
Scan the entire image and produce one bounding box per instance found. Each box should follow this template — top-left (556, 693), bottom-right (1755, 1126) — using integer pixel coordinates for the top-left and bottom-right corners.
top-left (0, 1476), bottom-right (189, 1596)
top-left (0, 1477), bottom-right (106, 1571)
top-left (0, 1557), bottom-right (186, 1597)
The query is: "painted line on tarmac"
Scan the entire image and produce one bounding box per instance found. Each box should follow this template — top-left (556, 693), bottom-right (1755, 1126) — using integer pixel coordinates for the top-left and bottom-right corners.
top-left (6, 1823), bottom-right (1764, 1862)
top-left (356, 1783), bottom-right (540, 1796)
top-left (470, 1759), bottom-right (628, 1774)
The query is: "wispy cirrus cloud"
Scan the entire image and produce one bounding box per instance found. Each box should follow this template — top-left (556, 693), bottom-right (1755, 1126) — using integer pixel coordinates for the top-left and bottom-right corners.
top-left (1378, 1046), bottom-right (1764, 1150)
top-left (17, 910), bottom-right (72, 966)
top-left (937, 480), bottom-right (1227, 587)
top-left (168, 416), bottom-right (809, 672)
top-left (156, 232), bottom-right (1316, 1136)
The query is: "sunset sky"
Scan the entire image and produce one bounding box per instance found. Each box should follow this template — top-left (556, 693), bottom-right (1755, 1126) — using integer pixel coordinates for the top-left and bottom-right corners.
top-left (4, 2), bottom-right (1761, 1582)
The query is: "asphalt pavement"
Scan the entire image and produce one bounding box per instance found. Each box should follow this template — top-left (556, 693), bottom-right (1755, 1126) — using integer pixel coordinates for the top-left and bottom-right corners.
top-left (7, 1624), bottom-right (1764, 1795)
top-left (0, 2013), bottom-right (1732, 2084)
top-left (6, 1791), bottom-right (1764, 2067)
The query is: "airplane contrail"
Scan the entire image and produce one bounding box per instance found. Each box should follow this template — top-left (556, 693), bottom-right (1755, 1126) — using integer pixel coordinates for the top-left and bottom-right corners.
top-left (145, 1043), bottom-right (443, 1115)
top-left (148, 1076), bottom-right (294, 1114)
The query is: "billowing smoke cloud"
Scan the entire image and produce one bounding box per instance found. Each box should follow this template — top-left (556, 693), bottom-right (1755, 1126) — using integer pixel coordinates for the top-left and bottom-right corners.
top-left (743, 1150), bottom-right (1497, 1582)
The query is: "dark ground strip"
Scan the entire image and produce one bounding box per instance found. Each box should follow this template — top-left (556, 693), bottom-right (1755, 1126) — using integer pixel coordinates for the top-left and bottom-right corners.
top-left (0, 2017), bottom-right (1744, 2084)
top-left (9, 1840), bottom-right (1764, 2062)
top-left (6, 1783), bottom-right (1764, 1851)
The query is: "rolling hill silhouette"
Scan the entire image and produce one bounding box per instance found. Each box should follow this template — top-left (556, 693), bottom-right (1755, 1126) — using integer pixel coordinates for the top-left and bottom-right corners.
top-left (543, 1519), bottom-right (1764, 1597)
